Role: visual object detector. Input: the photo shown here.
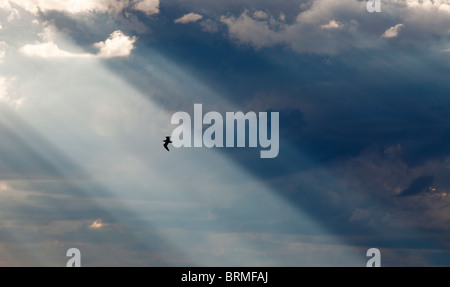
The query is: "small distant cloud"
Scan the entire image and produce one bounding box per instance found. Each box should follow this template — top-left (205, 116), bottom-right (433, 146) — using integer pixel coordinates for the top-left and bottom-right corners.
top-left (253, 11), bottom-right (268, 20)
top-left (0, 183), bottom-right (7, 191)
top-left (89, 219), bottom-right (106, 229)
top-left (175, 13), bottom-right (203, 24)
top-left (382, 24), bottom-right (404, 38)
top-left (94, 30), bottom-right (137, 58)
top-left (321, 20), bottom-right (341, 30)
top-left (133, 0), bottom-right (160, 16)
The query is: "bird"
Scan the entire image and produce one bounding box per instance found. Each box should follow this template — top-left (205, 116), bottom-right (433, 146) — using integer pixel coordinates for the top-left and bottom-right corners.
top-left (163, 136), bottom-right (172, 152)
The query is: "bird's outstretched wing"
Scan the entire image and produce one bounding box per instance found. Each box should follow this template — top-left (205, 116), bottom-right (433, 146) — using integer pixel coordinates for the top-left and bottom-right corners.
top-left (163, 143), bottom-right (170, 152)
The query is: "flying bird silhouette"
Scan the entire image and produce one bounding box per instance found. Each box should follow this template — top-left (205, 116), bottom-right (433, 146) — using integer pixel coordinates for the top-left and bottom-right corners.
top-left (163, 136), bottom-right (172, 152)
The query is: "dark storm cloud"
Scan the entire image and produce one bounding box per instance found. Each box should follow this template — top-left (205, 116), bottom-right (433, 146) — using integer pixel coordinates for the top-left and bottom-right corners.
top-left (106, 4), bottom-right (450, 260)
top-left (121, 31), bottom-right (450, 172)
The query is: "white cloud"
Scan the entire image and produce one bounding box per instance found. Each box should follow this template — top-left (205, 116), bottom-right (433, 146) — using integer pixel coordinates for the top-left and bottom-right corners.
top-left (8, 0), bottom-right (65, 14)
top-left (7, 8), bottom-right (19, 22)
top-left (1, 0), bottom-right (158, 15)
top-left (320, 20), bottom-right (341, 29)
top-left (0, 77), bottom-right (6, 99)
top-left (406, 0), bottom-right (450, 13)
top-left (0, 0), bottom-right (10, 10)
top-left (94, 30), bottom-right (137, 58)
top-left (382, 24), bottom-right (404, 38)
top-left (220, 13), bottom-right (284, 49)
top-left (0, 22), bottom-right (2, 30)
top-left (0, 41), bottom-right (7, 63)
top-left (21, 24), bottom-right (89, 58)
top-left (133, 0), bottom-right (159, 16)
top-left (8, 0), bottom-right (126, 14)
top-left (296, 0), bottom-right (361, 24)
top-left (21, 30), bottom-right (137, 59)
top-left (175, 12), bottom-right (203, 24)
top-left (253, 11), bottom-right (268, 20)
top-left (439, 3), bottom-right (450, 14)
top-left (20, 42), bottom-right (92, 58)
top-left (39, 24), bottom-right (60, 42)
top-left (66, 0), bottom-right (124, 14)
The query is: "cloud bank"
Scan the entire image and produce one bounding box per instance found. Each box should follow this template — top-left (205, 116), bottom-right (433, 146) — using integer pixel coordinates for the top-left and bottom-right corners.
top-left (219, 0), bottom-right (450, 54)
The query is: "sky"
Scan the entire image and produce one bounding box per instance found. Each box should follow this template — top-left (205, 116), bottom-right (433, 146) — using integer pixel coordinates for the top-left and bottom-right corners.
top-left (0, 0), bottom-right (450, 266)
